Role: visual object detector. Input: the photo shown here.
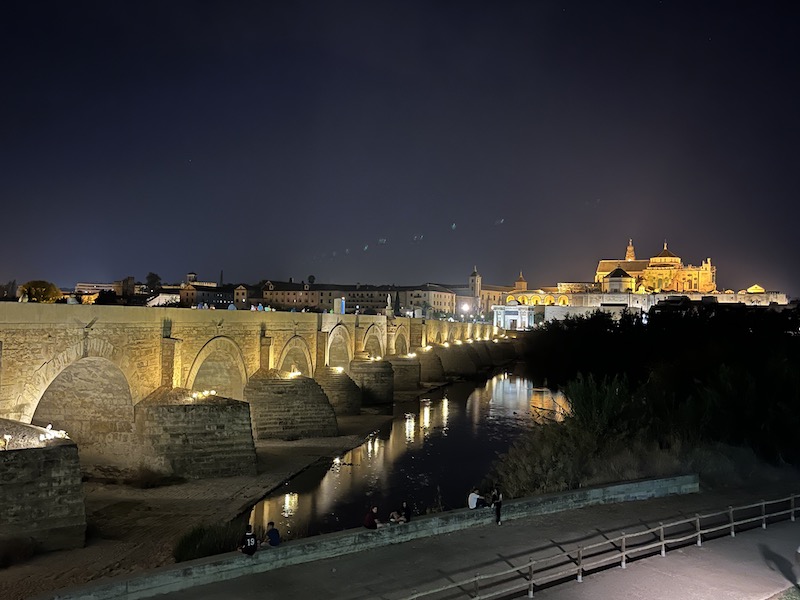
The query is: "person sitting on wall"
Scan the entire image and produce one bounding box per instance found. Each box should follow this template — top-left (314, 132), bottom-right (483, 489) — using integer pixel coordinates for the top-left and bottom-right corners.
top-left (389, 501), bottom-right (409, 524)
top-left (263, 521), bottom-right (281, 547)
top-left (468, 487), bottom-right (488, 509)
top-left (238, 524), bottom-right (258, 556)
top-left (364, 505), bottom-right (385, 529)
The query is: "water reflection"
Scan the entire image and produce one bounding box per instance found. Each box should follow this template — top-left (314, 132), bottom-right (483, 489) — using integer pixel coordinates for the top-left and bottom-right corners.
top-left (248, 374), bottom-right (566, 540)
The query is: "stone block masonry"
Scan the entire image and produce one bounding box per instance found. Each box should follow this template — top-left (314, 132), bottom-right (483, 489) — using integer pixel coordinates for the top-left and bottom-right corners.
top-left (135, 390), bottom-right (257, 478)
top-left (0, 430), bottom-right (86, 552)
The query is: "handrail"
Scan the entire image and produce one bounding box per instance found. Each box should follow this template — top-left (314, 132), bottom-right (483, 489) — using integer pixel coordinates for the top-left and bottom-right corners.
top-left (399, 493), bottom-right (798, 599)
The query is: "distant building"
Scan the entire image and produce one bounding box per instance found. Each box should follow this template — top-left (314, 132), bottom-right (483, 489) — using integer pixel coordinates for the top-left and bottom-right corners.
top-left (595, 239), bottom-right (716, 293)
top-left (493, 239), bottom-right (788, 330)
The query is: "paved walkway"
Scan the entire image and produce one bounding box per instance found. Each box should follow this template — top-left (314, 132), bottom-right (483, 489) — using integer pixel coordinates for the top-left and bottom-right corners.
top-left (155, 483), bottom-right (800, 600)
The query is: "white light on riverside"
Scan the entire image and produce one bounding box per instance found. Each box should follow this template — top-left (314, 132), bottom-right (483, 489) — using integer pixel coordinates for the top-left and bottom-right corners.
top-left (461, 303), bottom-right (469, 312)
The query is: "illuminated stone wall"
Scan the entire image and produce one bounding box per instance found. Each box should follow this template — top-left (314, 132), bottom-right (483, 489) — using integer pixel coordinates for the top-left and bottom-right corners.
top-left (0, 426), bottom-right (86, 551)
top-left (134, 393), bottom-right (257, 478)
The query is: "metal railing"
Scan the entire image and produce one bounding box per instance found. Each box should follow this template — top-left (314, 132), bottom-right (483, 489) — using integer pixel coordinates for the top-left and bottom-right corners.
top-left (399, 493), bottom-right (798, 600)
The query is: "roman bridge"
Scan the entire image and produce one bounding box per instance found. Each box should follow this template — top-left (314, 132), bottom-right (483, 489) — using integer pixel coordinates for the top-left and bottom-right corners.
top-left (0, 303), bottom-right (516, 478)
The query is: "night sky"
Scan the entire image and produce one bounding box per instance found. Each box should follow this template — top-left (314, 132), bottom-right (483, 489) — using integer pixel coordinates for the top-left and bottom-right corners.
top-left (2, 1), bottom-right (799, 296)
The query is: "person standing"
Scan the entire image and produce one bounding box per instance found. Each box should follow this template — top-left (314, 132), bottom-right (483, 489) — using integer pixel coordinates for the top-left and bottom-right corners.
top-left (490, 486), bottom-right (503, 525)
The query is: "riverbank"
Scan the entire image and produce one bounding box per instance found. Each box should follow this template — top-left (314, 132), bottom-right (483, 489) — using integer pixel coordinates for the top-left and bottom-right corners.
top-left (0, 413), bottom-right (394, 600)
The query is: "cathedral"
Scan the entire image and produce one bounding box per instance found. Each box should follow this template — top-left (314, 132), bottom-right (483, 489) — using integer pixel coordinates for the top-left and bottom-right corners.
top-left (492, 239), bottom-right (787, 330)
top-left (595, 239), bottom-right (716, 294)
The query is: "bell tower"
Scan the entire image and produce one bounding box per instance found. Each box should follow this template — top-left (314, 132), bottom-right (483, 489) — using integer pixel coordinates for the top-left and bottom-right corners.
top-left (625, 238), bottom-right (636, 261)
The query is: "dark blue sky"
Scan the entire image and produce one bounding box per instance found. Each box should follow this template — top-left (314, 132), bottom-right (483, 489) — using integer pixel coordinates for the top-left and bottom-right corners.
top-left (2, 1), bottom-right (799, 296)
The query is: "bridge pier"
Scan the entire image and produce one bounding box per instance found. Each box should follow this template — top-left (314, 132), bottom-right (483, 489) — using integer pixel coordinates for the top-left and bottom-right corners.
top-left (0, 419), bottom-right (86, 552)
top-left (244, 369), bottom-right (338, 439)
top-left (135, 387), bottom-right (257, 478)
top-left (349, 353), bottom-right (394, 405)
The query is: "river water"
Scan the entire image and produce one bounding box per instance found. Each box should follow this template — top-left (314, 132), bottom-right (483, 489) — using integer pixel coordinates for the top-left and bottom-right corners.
top-left (247, 373), bottom-right (567, 540)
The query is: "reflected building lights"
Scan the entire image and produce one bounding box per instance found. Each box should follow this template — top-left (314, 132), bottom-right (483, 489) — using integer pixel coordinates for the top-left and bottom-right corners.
top-left (282, 492), bottom-right (299, 518)
top-left (404, 413), bottom-right (416, 443)
top-left (421, 404), bottom-right (431, 431)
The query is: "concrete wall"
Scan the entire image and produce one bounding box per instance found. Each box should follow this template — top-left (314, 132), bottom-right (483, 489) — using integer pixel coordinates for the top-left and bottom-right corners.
top-left (42, 474), bottom-right (698, 600)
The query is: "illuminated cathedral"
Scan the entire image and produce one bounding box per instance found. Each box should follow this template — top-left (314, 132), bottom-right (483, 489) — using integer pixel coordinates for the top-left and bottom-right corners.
top-left (595, 239), bottom-right (716, 293)
top-left (492, 239), bottom-right (787, 330)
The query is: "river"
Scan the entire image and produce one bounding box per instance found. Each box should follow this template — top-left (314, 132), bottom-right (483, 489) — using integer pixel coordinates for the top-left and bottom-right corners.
top-left (247, 373), bottom-right (567, 540)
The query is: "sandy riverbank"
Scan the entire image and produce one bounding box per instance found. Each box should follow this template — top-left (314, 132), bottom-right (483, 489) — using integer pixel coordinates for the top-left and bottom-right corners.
top-left (0, 413), bottom-right (393, 600)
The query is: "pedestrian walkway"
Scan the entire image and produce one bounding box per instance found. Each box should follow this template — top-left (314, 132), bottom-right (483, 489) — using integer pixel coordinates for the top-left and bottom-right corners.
top-left (153, 482), bottom-right (800, 600)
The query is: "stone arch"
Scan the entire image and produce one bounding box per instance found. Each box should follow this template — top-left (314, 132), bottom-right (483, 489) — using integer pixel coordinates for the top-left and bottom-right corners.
top-left (363, 324), bottom-right (384, 358)
top-left (518, 296), bottom-right (528, 305)
top-left (394, 324), bottom-right (409, 355)
top-left (530, 296), bottom-right (541, 305)
top-left (32, 356), bottom-right (135, 467)
top-left (16, 339), bottom-right (135, 423)
top-left (276, 335), bottom-right (314, 375)
top-left (434, 330), bottom-right (443, 344)
top-left (544, 295), bottom-right (556, 305)
top-left (185, 336), bottom-right (248, 400)
top-left (327, 324), bottom-right (352, 370)
top-left (558, 295), bottom-right (570, 306)
top-left (506, 294), bottom-right (516, 303)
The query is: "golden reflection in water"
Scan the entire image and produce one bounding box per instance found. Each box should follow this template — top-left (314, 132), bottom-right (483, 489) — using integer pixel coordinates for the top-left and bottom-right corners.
top-left (282, 492), bottom-right (299, 517)
top-left (405, 413), bottom-right (416, 443)
top-left (421, 404), bottom-right (431, 432)
top-left (529, 388), bottom-right (570, 423)
top-left (441, 397), bottom-right (449, 432)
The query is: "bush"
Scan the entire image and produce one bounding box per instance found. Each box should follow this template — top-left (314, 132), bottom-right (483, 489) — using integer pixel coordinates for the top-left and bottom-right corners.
top-left (173, 522), bottom-right (243, 562)
top-left (0, 537), bottom-right (38, 569)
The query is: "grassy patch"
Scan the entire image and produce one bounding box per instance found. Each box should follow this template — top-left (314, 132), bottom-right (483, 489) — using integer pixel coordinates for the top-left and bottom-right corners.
top-left (173, 522), bottom-right (244, 562)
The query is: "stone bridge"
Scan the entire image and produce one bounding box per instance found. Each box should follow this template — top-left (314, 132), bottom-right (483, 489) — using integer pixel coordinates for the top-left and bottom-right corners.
top-left (0, 304), bottom-right (515, 476)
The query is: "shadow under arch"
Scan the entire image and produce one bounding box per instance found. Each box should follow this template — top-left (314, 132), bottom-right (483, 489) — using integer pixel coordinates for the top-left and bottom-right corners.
top-left (276, 335), bottom-right (314, 375)
top-left (362, 324), bottom-right (384, 358)
top-left (394, 324), bottom-right (409, 355)
top-left (327, 324), bottom-right (353, 371)
top-left (32, 356), bottom-right (135, 468)
top-left (185, 336), bottom-right (248, 400)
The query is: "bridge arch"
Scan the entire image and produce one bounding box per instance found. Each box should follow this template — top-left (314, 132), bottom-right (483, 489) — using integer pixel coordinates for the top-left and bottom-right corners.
top-left (327, 324), bottom-right (352, 370)
top-left (185, 336), bottom-right (248, 400)
top-left (394, 324), bottom-right (409, 355)
top-left (276, 335), bottom-right (314, 375)
top-left (32, 356), bottom-right (134, 467)
top-left (17, 338), bottom-right (135, 423)
top-left (363, 324), bottom-right (384, 358)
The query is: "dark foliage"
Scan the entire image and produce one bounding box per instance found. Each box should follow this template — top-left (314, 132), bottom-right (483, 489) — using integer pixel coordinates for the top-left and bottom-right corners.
top-left (520, 304), bottom-right (800, 464)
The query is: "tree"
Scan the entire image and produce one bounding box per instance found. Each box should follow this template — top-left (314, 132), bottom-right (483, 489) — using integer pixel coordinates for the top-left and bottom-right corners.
top-left (145, 272), bottom-right (162, 293)
top-left (19, 280), bottom-right (62, 303)
top-left (393, 292), bottom-right (401, 315)
top-left (307, 275), bottom-right (316, 284)
top-left (95, 290), bottom-right (118, 305)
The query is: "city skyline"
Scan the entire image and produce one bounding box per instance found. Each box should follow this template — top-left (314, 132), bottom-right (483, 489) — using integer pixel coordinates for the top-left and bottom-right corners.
top-left (2, 2), bottom-right (799, 296)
